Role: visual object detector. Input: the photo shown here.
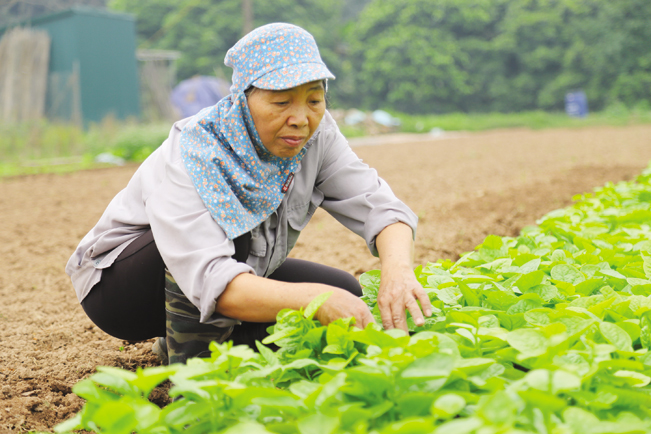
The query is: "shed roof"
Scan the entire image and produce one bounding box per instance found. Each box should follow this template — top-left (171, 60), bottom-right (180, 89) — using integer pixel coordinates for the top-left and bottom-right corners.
top-left (0, 6), bottom-right (133, 33)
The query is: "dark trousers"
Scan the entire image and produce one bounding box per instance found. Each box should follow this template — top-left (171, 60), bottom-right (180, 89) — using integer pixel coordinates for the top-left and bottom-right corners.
top-left (81, 228), bottom-right (362, 342)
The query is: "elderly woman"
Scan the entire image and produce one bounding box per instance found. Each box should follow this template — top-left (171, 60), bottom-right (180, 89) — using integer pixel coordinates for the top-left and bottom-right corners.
top-left (66, 23), bottom-right (431, 364)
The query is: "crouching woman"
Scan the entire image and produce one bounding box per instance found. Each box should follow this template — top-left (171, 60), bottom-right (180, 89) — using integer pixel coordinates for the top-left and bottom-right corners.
top-left (66, 23), bottom-right (431, 364)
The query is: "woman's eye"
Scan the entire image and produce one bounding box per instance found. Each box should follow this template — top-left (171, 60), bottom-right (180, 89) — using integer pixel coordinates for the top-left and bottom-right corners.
top-left (310, 99), bottom-right (323, 105)
top-left (274, 101), bottom-right (289, 106)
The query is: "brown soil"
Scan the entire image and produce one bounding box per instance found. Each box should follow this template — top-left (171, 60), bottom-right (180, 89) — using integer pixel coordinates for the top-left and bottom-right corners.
top-left (1, 124), bottom-right (650, 432)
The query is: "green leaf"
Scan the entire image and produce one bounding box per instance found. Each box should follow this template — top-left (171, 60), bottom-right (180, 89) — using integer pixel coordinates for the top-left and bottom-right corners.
top-left (599, 268), bottom-right (627, 280)
top-left (497, 312), bottom-right (527, 331)
top-left (599, 322), bottom-right (633, 352)
top-left (223, 421), bottom-right (276, 434)
top-left (130, 366), bottom-right (176, 398)
top-left (396, 392), bottom-right (436, 418)
top-left (506, 329), bottom-right (548, 358)
top-left (92, 401), bottom-right (138, 434)
top-left (616, 321), bottom-right (640, 343)
top-left (551, 264), bottom-right (585, 285)
top-left (482, 235), bottom-right (503, 250)
top-left (432, 394), bottom-right (466, 419)
top-left (518, 389), bottom-right (567, 412)
top-left (515, 270), bottom-right (545, 291)
top-left (641, 311), bottom-right (651, 349)
top-left (261, 327), bottom-right (299, 345)
top-left (54, 413), bottom-right (82, 433)
top-left (524, 369), bottom-right (581, 393)
top-left (613, 370), bottom-right (651, 387)
top-left (520, 258), bottom-right (542, 273)
top-left (255, 341), bottom-right (280, 366)
top-left (322, 344), bottom-right (344, 355)
top-left (304, 292), bottom-right (333, 320)
top-left (477, 390), bottom-right (517, 426)
top-left (524, 310), bottom-right (551, 327)
top-left (352, 326), bottom-right (406, 348)
top-left (289, 380), bottom-right (321, 399)
top-left (400, 352), bottom-right (455, 381)
top-left (448, 311), bottom-right (479, 328)
top-left (506, 298), bottom-right (542, 315)
top-left (643, 253), bottom-right (651, 279)
top-left (459, 283), bottom-right (481, 307)
top-left (433, 417), bottom-right (483, 434)
top-left (456, 358), bottom-right (495, 376)
top-left (599, 384), bottom-right (651, 409)
top-left (297, 413), bottom-right (340, 434)
top-left (526, 284), bottom-right (562, 302)
top-left (575, 278), bottom-right (605, 296)
top-left (359, 269), bottom-right (381, 289)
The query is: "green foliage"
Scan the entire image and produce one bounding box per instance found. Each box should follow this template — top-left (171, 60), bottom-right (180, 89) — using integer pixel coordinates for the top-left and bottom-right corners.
top-left (89, 123), bottom-right (171, 162)
top-left (57, 162), bottom-right (651, 433)
top-left (349, 0), bottom-right (651, 113)
top-left (0, 120), bottom-right (171, 177)
top-left (4, 107), bottom-right (650, 178)
top-left (347, 0), bottom-right (503, 113)
top-left (108, 0), bottom-right (354, 107)
top-left (109, 0), bottom-right (651, 113)
top-left (394, 108), bottom-right (651, 133)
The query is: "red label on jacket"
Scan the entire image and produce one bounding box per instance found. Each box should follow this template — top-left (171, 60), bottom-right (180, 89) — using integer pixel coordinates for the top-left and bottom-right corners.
top-left (281, 173), bottom-right (295, 193)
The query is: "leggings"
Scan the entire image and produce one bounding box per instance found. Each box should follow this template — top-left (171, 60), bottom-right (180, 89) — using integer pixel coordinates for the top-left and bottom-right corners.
top-left (81, 228), bottom-right (362, 342)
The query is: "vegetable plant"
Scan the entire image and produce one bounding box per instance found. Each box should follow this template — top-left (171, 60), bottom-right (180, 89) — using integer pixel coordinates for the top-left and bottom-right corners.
top-left (56, 163), bottom-right (651, 434)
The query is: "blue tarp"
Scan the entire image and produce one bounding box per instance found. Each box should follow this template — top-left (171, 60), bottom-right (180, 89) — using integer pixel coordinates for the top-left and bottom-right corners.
top-left (170, 76), bottom-right (231, 118)
top-left (565, 91), bottom-right (589, 118)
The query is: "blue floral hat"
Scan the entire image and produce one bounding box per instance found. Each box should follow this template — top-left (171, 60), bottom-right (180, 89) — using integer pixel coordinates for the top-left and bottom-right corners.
top-left (179, 23), bottom-right (333, 240)
top-left (225, 23), bottom-right (335, 94)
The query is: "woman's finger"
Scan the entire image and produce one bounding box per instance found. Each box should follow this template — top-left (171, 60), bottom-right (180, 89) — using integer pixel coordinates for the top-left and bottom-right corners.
top-left (390, 296), bottom-right (409, 331)
top-left (379, 301), bottom-right (395, 330)
top-left (413, 286), bottom-right (432, 317)
top-left (405, 296), bottom-right (425, 327)
top-left (358, 308), bottom-right (375, 329)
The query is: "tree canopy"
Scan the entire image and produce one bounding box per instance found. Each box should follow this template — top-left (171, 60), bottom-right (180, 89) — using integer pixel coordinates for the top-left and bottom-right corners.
top-left (110, 0), bottom-right (651, 113)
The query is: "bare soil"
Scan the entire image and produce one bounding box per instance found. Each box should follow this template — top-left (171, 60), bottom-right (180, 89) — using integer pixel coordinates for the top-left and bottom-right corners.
top-left (1, 124), bottom-right (650, 432)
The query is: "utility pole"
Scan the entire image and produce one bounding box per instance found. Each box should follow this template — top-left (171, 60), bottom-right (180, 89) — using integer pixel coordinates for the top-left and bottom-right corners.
top-left (242, 0), bottom-right (254, 36)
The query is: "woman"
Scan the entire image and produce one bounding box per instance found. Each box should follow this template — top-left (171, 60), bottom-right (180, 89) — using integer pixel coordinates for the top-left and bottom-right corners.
top-left (66, 23), bottom-right (431, 364)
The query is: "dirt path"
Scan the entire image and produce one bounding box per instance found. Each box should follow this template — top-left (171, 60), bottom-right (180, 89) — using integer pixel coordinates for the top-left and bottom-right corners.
top-left (1, 124), bottom-right (650, 432)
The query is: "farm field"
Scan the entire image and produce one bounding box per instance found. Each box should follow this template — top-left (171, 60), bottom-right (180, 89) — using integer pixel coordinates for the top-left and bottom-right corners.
top-left (1, 125), bottom-right (651, 432)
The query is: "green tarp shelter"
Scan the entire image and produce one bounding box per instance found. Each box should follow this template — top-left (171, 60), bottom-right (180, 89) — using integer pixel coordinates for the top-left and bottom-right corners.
top-left (1, 6), bottom-right (140, 124)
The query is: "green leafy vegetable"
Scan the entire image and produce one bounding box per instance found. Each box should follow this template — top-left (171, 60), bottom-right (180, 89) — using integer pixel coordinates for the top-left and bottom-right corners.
top-left (56, 162), bottom-right (651, 434)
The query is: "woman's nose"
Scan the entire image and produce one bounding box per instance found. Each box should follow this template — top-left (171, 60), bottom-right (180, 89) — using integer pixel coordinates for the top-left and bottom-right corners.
top-left (287, 104), bottom-right (309, 128)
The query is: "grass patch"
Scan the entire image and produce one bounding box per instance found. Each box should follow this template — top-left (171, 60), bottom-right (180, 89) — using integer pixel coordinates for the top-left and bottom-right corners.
top-left (0, 118), bottom-right (170, 178)
top-left (393, 104), bottom-right (651, 133)
top-left (2, 104), bottom-right (651, 178)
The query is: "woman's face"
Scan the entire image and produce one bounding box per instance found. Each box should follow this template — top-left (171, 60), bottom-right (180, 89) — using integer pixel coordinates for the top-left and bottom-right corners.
top-left (247, 81), bottom-right (326, 158)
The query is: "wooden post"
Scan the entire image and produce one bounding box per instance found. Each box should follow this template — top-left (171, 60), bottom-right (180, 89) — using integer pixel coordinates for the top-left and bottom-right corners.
top-left (242, 0), bottom-right (253, 36)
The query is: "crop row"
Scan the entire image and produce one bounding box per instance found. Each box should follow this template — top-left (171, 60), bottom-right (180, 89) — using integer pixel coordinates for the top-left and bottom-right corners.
top-left (57, 164), bottom-right (651, 434)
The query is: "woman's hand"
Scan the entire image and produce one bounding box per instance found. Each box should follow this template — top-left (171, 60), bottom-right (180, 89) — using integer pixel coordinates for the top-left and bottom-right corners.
top-left (217, 274), bottom-right (374, 328)
top-left (315, 288), bottom-right (376, 329)
top-left (375, 222), bottom-right (432, 331)
top-left (377, 263), bottom-right (431, 331)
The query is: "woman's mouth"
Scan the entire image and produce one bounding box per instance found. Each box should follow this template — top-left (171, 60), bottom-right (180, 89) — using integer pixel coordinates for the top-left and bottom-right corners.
top-left (281, 136), bottom-right (305, 147)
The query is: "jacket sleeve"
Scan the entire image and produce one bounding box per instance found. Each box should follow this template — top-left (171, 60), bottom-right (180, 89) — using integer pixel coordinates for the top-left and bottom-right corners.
top-left (314, 116), bottom-right (418, 256)
top-left (144, 122), bottom-right (254, 325)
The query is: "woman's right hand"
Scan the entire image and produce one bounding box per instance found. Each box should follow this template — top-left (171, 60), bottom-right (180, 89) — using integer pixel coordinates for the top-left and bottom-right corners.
top-left (218, 274), bottom-right (374, 328)
top-left (314, 288), bottom-right (376, 329)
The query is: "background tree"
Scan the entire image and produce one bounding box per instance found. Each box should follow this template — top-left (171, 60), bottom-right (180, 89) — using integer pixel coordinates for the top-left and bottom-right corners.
top-left (109, 0), bottom-right (651, 114)
top-left (346, 0), bottom-right (505, 113)
top-left (109, 0), bottom-right (361, 107)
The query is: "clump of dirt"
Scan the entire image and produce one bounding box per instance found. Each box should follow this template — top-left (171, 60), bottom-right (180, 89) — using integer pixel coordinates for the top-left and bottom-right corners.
top-left (1, 124), bottom-right (650, 432)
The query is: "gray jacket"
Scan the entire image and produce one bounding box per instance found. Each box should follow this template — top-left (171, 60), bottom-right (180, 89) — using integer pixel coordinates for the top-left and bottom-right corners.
top-left (65, 111), bottom-right (417, 325)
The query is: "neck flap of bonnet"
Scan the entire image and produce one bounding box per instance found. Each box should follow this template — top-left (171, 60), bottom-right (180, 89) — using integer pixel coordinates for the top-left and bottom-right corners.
top-left (179, 23), bottom-right (334, 240)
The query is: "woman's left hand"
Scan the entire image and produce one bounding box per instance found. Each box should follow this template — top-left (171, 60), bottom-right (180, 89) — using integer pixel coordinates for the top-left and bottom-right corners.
top-left (375, 222), bottom-right (432, 331)
top-left (377, 263), bottom-right (431, 331)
